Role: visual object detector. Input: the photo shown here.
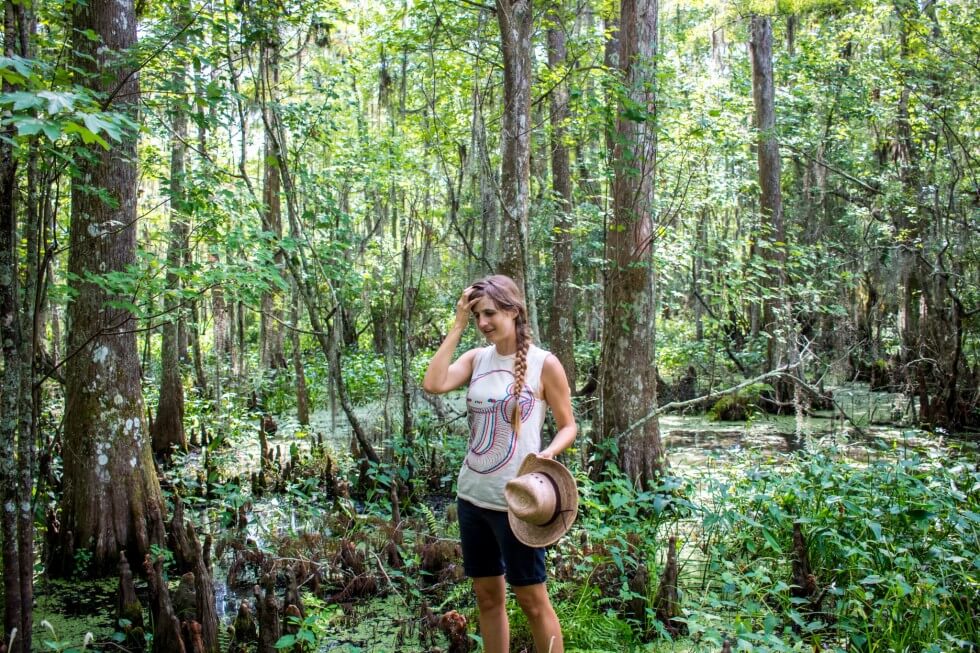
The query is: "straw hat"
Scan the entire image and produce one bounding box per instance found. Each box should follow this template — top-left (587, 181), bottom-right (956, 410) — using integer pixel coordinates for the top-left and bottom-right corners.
top-left (504, 454), bottom-right (578, 547)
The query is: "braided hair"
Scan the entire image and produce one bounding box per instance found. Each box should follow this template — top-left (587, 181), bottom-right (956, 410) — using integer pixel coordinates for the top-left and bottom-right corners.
top-left (467, 275), bottom-right (532, 436)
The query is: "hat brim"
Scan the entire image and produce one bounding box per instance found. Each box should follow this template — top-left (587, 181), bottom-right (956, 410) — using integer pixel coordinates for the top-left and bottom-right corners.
top-left (506, 454), bottom-right (578, 548)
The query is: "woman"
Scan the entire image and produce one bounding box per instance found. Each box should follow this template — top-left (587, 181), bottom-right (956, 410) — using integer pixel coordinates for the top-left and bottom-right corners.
top-left (422, 275), bottom-right (577, 653)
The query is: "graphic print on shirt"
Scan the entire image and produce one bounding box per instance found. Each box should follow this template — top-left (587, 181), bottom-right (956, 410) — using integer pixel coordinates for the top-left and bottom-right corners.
top-left (465, 368), bottom-right (536, 474)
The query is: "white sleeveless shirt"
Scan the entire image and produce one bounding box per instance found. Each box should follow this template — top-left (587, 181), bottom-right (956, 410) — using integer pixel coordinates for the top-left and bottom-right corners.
top-left (456, 343), bottom-right (550, 511)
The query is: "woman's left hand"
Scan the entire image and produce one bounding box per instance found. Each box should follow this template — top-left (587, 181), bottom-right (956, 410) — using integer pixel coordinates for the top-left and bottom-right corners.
top-left (537, 449), bottom-right (556, 460)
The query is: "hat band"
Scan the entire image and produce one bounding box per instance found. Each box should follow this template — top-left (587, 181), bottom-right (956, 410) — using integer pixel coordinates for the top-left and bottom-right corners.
top-left (539, 471), bottom-right (562, 527)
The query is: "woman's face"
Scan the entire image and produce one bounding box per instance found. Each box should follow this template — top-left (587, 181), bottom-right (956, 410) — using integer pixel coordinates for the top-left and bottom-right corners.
top-left (472, 296), bottom-right (517, 346)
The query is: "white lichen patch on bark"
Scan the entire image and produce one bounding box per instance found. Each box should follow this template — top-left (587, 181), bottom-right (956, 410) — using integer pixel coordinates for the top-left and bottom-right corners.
top-left (5, 500), bottom-right (15, 513)
top-left (115, 0), bottom-right (129, 31)
top-left (93, 345), bottom-right (110, 364)
top-left (94, 441), bottom-right (111, 482)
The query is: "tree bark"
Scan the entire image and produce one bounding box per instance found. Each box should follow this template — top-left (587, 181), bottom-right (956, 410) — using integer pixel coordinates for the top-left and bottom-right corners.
top-left (599, 0), bottom-right (663, 488)
top-left (893, 0), bottom-right (923, 368)
top-left (546, 0), bottom-right (577, 389)
top-left (291, 289), bottom-right (310, 425)
top-left (59, 0), bottom-right (166, 577)
top-left (16, 71), bottom-right (39, 653)
top-left (153, 10), bottom-right (189, 456)
top-left (400, 244), bottom-right (416, 447)
top-left (495, 0), bottom-right (533, 298)
top-left (749, 15), bottom-right (786, 374)
top-left (0, 5), bottom-right (26, 646)
top-left (2, 9), bottom-right (39, 651)
top-left (260, 40), bottom-right (286, 372)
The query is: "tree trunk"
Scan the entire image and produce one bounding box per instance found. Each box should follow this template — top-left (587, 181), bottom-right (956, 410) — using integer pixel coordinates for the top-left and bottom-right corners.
top-left (291, 289), bottom-right (310, 426)
top-left (749, 15), bottom-right (786, 374)
top-left (0, 7), bottom-right (29, 648)
top-left (693, 209), bottom-right (706, 342)
top-left (59, 0), bottom-right (166, 577)
top-left (260, 41), bottom-right (286, 372)
top-left (400, 244), bottom-right (416, 447)
top-left (893, 0), bottom-right (923, 370)
top-left (599, 0), bottom-right (663, 488)
top-left (187, 298), bottom-right (208, 396)
top-left (153, 17), bottom-right (189, 456)
top-left (546, 0), bottom-right (577, 389)
top-left (495, 0), bottom-right (533, 298)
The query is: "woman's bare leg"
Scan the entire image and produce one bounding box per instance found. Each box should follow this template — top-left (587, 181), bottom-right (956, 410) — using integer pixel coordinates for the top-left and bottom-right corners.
top-left (473, 575), bottom-right (509, 653)
top-left (513, 582), bottom-right (562, 653)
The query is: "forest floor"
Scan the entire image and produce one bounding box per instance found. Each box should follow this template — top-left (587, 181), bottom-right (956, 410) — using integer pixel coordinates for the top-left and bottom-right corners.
top-left (32, 383), bottom-right (979, 652)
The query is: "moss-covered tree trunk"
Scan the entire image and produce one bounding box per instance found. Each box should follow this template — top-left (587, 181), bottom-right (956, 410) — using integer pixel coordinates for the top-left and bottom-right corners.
top-left (599, 0), bottom-right (664, 488)
top-left (59, 0), bottom-right (165, 577)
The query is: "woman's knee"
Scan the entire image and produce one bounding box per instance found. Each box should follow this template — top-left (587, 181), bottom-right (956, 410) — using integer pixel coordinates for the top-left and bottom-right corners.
top-left (473, 578), bottom-right (506, 613)
top-left (513, 584), bottom-right (552, 622)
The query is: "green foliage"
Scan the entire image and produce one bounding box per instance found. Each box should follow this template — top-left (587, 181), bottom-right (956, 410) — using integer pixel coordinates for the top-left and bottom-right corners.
top-left (689, 444), bottom-right (980, 650)
top-left (275, 611), bottom-right (321, 651)
top-left (0, 56), bottom-right (137, 150)
top-left (340, 351), bottom-right (388, 405)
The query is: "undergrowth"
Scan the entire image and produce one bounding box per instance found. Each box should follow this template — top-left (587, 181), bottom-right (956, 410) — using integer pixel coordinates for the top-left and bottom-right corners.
top-left (683, 440), bottom-right (980, 652)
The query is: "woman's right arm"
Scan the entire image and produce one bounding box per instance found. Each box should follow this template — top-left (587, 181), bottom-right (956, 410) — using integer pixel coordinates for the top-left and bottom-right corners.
top-left (422, 288), bottom-right (478, 394)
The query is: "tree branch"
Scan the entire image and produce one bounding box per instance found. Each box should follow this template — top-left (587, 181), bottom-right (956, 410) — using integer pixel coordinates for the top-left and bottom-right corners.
top-left (614, 362), bottom-right (869, 441)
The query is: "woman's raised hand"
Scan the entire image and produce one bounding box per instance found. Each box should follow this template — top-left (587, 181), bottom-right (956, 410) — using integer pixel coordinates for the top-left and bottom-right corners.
top-left (454, 286), bottom-right (477, 328)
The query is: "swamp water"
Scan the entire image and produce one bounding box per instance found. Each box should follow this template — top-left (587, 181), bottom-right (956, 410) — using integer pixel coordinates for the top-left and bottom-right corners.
top-left (32, 384), bottom-right (977, 651)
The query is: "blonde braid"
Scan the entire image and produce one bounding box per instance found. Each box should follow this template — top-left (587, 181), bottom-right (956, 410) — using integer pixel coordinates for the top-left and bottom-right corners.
top-left (510, 315), bottom-right (532, 436)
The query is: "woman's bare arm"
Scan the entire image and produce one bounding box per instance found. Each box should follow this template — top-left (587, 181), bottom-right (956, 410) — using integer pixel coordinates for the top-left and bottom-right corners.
top-left (422, 288), bottom-right (479, 394)
top-left (538, 354), bottom-right (577, 459)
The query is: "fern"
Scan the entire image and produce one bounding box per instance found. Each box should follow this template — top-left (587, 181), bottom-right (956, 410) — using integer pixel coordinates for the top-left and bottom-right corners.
top-left (416, 503), bottom-right (439, 535)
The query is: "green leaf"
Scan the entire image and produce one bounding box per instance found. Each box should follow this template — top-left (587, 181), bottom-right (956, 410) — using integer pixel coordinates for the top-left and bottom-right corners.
top-left (0, 55), bottom-right (32, 77)
top-left (0, 91), bottom-right (43, 111)
top-left (81, 113), bottom-right (123, 141)
top-left (868, 521), bottom-right (882, 541)
top-left (62, 121), bottom-right (110, 149)
top-left (39, 90), bottom-right (76, 114)
top-left (274, 633), bottom-right (297, 648)
top-left (11, 115), bottom-right (62, 141)
top-left (761, 528), bottom-right (781, 552)
top-left (610, 492), bottom-right (630, 509)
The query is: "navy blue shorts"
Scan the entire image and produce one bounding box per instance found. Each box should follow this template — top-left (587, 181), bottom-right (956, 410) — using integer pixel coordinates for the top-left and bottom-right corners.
top-left (457, 497), bottom-right (546, 587)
